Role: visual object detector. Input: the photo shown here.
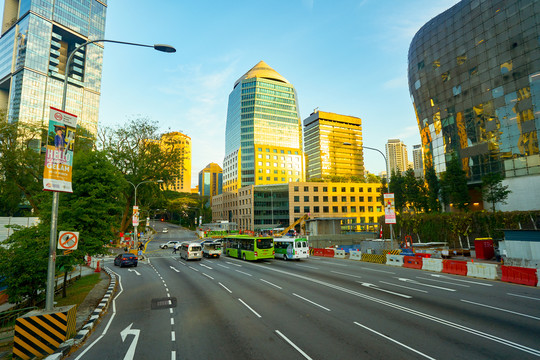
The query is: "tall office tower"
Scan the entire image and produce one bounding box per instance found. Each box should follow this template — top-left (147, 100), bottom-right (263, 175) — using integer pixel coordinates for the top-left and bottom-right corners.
top-left (223, 60), bottom-right (304, 192)
top-left (161, 132), bottom-right (191, 193)
top-left (408, 0), bottom-right (540, 211)
top-left (199, 162), bottom-right (223, 198)
top-left (0, 0), bottom-right (107, 145)
top-left (386, 139), bottom-right (408, 175)
top-left (412, 144), bottom-right (423, 177)
top-left (304, 110), bottom-right (364, 180)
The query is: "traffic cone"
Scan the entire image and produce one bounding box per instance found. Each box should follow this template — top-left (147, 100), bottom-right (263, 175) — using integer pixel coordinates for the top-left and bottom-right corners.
top-left (94, 260), bottom-right (101, 272)
top-left (86, 255), bottom-right (91, 266)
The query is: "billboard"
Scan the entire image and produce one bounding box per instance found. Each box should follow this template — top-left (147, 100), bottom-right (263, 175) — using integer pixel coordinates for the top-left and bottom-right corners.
top-left (384, 193), bottom-right (396, 224)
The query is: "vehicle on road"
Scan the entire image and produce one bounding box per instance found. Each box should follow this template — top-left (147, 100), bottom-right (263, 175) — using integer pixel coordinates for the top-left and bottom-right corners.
top-left (160, 241), bottom-right (179, 249)
top-left (274, 238), bottom-right (309, 260)
top-left (114, 253), bottom-right (138, 267)
top-left (203, 241), bottom-right (222, 258)
top-left (224, 235), bottom-right (274, 261)
top-left (179, 242), bottom-right (203, 260)
top-left (162, 228), bottom-right (168, 233)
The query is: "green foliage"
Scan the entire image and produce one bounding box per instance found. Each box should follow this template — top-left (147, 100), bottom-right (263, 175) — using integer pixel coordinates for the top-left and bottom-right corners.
top-left (390, 170), bottom-right (405, 212)
top-left (482, 173), bottom-right (511, 212)
top-left (424, 161), bottom-right (441, 213)
top-left (403, 168), bottom-right (426, 213)
top-left (440, 155), bottom-right (470, 211)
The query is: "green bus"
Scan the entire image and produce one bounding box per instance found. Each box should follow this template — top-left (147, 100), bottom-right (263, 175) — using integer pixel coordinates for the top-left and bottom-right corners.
top-left (224, 235), bottom-right (274, 261)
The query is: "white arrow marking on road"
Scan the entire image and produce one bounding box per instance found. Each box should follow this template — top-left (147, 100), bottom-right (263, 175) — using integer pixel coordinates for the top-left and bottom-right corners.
top-left (398, 278), bottom-right (456, 291)
top-left (120, 323), bottom-right (140, 360)
top-left (169, 266), bottom-right (180, 273)
top-left (128, 269), bottom-right (141, 276)
top-left (360, 282), bottom-right (412, 299)
top-left (430, 274), bottom-right (493, 286)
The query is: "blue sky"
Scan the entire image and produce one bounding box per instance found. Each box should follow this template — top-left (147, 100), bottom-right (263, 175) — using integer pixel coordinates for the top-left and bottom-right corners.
top-left (98, 0), bottom-right (460, 185)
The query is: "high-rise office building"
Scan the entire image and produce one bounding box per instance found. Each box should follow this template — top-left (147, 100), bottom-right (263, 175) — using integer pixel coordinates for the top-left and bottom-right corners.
top-left (0, 0), bottom-right (107, 144)
top-left (161, 132), bottom-right (191, 193)
top-left (304, 110), bottom-right (364, 180)
top-left (408, 0), bottom-right (540, 210)
top-left (199, 162), bottom-right (222, 198)
top-left (386, 139), bottom-right (408, 175)
top-left (223, 60), bottom-right (303, 192)
top-left (412, 144), bottom-right (423, 178)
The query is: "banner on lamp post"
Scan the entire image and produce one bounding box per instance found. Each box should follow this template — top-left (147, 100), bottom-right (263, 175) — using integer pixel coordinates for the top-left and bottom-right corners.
top-left (384, 193), bottom-right (396, 224)
top-left (132, 206), bottom-right (139, 227)
top-left (43, 107), bottom-right (77, 193)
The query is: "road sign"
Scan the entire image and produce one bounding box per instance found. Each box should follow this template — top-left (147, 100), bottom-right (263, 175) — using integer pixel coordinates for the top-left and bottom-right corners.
top-left (58, 231), bottom-right (79, 250)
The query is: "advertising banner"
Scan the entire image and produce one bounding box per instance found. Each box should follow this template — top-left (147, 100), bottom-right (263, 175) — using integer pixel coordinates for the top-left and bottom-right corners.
top-left (132, 206), bottom-right (139, 227)
top-left (384, 193), bottom-right (396, 224)
top-left (43, 107), bottom-right (77, 192)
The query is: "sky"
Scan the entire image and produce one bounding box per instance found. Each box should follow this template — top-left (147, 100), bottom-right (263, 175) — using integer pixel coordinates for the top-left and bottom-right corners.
top-left (98, 0), bottom-right (460, 186)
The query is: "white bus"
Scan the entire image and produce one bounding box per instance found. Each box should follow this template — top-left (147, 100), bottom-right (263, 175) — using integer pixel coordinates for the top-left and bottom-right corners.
top-left (179, 242), bottom-right (202, 261)
top-left (274, 238), bottom-right (309, 260)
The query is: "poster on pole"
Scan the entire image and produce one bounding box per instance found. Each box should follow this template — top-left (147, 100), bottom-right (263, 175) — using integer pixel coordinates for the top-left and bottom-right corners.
top-left (132, 206), bottom-right (139, 227)
top-left (384, 193), bottom-right (396, 224)
top-left (43, 107), bottom-right (77, 193)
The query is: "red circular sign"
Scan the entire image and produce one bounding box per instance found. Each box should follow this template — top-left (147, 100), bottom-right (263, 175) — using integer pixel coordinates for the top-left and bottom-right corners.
top-left (59, 232), bottom-right (78, 249)
top-left (54, 112), bottom-right (63, 121)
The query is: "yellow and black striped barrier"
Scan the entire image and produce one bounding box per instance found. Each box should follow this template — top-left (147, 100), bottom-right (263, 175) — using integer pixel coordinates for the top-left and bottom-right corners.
top-left (13, 305), bottom-right (76, 360)
top-left (361, 253), bottom-right (386, 264)
top-left (384, 249), bottom-right (402, 255)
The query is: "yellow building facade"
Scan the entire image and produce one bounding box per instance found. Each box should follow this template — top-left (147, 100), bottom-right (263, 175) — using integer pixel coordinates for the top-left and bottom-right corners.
top-left (160, 132), bottom-right (192, 192)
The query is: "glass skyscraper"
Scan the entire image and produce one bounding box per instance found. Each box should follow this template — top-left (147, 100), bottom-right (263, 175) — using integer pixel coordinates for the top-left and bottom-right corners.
top-left (408, 0), bottom-right (540, 210)
top-left (0, 0), bottom-right (107, 143)
top-left (223, 61), bottom-right (304, 192)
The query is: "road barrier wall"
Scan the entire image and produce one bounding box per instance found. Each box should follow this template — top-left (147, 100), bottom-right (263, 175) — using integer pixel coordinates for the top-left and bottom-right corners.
top-left (422, 258), bottom-right (443, 272)
top-left (501, 266), bottom-right (538, 286)
top-left (350, 250), bottom-right (362, 260)
top-left (466, 262), bottom-right (499, 280)
top-left (386, 254), bottom-right (404, 267)
top-left (403, 256), bottom-right (423, 269)
top-left (442, 260), bottom-right (468, 276)
top-left (323, 248), bottom-right (335, 257)
top-left (312, 248), bottom-right (324, 257)
top-left (334, 249), bottom-right (348, 259)
top-left (361, 253), bottom-right (386, 264)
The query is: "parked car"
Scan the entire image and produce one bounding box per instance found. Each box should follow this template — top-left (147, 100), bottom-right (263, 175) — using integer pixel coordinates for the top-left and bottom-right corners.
top-left (114, 253), bottom-right (138, 267)
top-left (160, 241), bottom-right (179, 249)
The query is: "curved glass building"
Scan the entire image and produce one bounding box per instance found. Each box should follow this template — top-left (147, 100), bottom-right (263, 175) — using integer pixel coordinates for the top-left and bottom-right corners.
top-left (408, 0), bottom-right (540, 210)
top-left (223, 61), bottom-right (303, 192)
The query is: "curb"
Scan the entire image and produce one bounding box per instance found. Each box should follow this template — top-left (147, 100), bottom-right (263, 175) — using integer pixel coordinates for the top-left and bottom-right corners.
top-left (44, 267), bottom-right (117, 360)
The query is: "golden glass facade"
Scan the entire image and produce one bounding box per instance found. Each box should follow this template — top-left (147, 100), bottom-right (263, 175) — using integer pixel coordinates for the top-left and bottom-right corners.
top-left (223, 61), bottom-right (304, 192)
top-left (198, 162), bottom-right (223, 198)
top-left (304, 111), bottom-right (364, 180)
top-left (160, 132), bottom-right (191, 193)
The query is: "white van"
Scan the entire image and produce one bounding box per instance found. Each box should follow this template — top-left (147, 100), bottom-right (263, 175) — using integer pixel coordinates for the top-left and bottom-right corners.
top-left (203, 241), bottom-right (222, 258)
top-left (179, 242), bottom-right (202, 261)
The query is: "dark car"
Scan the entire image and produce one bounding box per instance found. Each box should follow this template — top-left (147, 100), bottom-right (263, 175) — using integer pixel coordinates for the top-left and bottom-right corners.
top-left (114, 253), bottom-right (138, 267)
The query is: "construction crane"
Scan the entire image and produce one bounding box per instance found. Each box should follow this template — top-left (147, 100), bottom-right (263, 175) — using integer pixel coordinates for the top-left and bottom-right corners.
top-left (275, 214), bottom-right (309, 237)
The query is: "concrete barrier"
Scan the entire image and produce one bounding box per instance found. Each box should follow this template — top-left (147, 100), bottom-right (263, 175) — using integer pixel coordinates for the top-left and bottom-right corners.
top-left (386, 254), bottom-right (404, 267)
top-left (442, 259), bottom-right (468, 276)
top-left (334, 249), bottom-right (348, 259)
top-left (422, 258), bottom-right (443, 272)
top-left (350, 250), bottom-right (362, 260)
top-left (467, 262), bottom-right (499, 280)
top-left (323, 248), bottom-right (335, 257)
top-left (312, 248), bottom-right (324, 257)
top-left (501, 266), bottom-right (538, 286)
top-left (403, 256), bottom-right (423, 269)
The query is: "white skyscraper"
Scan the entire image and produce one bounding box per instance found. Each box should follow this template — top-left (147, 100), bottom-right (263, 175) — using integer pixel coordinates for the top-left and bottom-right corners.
top-left (385, 139), bottom-right (408, 175)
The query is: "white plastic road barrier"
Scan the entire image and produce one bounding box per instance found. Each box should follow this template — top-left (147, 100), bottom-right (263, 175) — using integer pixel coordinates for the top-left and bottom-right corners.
top-left (334, 249), bottom-right (348, 259)
top-left (422, 258), bottom-right (443, 272)
top-left (467, 262), bottom-right (499, 280)
top-left (386, 254), bottom-right (404, 267)
top-left (350, 250), bottom-right (362, 260)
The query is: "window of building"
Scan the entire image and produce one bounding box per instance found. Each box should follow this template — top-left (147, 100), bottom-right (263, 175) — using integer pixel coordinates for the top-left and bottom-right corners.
top-left (368, 196), bottom-right (373, 202)
top-left (360, 206), bottom-right (365, 212)
top-left (273, 149), bottom-right (277, 153)
top-left (280, 150), bottom-right (284, 154)
top-left (341, 196), bottom-right (346, 202)
top-left (368, 188), bottom-right (372, 192)
top-left (258, 176), bottom-right (263, 180)
top-left (294, 186), bottom-right (299, 191)
top-left (323, 196), bottom-right (328, 202)
top-left (258, 148), bottom-right (262, 151)
top-left (304, 186), bottom-right (309, 191)
top-left (351, 206), bottom-right (356, 212)
top-left (359, 196), bottom-right (364, 202)
top-left (350, 187), bottom-right (355, 192)
top-left (323, 206), bottom-right (329, 213)
top-left (257, 154), bottom-right (262, 158)
top-left (332, 196), bottom-right (338, 202)
top-left (314, 196), bottom-right (319, 202)
top-left (377, 206), bottom-right (382, 212)
top-left (274, 177), bottom-right (278, 181)
top-left (266, 155), bottom-right (270, 159)
top-left (332, 187), bottom-right (337, 192)
top-left (341, 187), bottom-right (346, 192)
top-left (294, 196), bottom-right (299, 202)
top-left (281, 177), bottom-right (285, 181)
top-left (266, 169), bottom-right (270, 174)
top-left (266, 148), bottom-right (270, 152)
top-left (294, 206), bottom-right (300, 213)
top-left (369, 217), bottom-right (374, 223)
top-left (341, 206), bottom-right (347, 213)
top-left (266, 177), bottom-right (270, 180)
top-left (350, 196), bottom-right (356, 202)
top-left (314, 186), bottom-right (318, 192)
top-left (332, 206), bottom-right (339, 213)
top-left (368, 206), bottom-right (373, 212)
top-left (314, 206), bottom-right (320, 213)
top-left (303, 206), bottom-right (310, 213)
top-left (273, 155), bottom-right (278, 160)
top-left (323, 187), bottom-right (328, 192)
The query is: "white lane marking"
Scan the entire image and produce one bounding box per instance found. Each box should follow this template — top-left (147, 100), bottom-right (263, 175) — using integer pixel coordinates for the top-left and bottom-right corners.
top-left (216, 263), bottom-right (230, 269)
top-left (297, 264), bottom-right (319, 270)
top-left (238, 298), bottom-right (261, 318)
top-left (188, 266), bottom-right (199, 272)
top-left (166, 292), bottom-right (170, 297)
top-left (200, 263), bottom-right (213, 270)
top-left (252, 264), bottom-right (540, 357)
top-left (380, 281), bottom-right (428, 293)
top-left (354, 322), bottom-right (435, 360)
top-left (275, 330), bottom-right (313, 360)
top-left (461, 299), bottom-right (540, 321)
top-left (359, 267), bottom-right (395, 274)
top-left (170, 318), bottom-right (174, 325)
top-left (235, 269), bottom-right (252, 276)
top-left (318, 261), bottom-right (348, 267)
top-left (417, 276), bottom-right (470, 287)
top-left (203, 273), bottom-right (214, 280)
top-left (165, 287), bottom-right (168, 292)
top-left (128, 269), bottom-right (141, 276)
top-left (260, 278), bottom-right (282, 289)
top-left (219, 282), bottom-right (232, 293)
top-left (430, 274), bottom-right (493, 286)
top-left (171, 331), bottom-right (175, 341)
top-left (292, 293), bottom-right (331, 311)
top-left (226, 261), bottom-right (242, 267)
top-left (397, 278), bottom-right (456, 292)
top-left (171, 351), bottom-right (176, 360)
top-left (162, 279), bottom-right (165, 283)
top-left (508, 293), bottom-right (540, 301)
top-left (169, 266), bottom-right (180, 273)
top-left (169, 308), bottom-right (173, 314)
top-left (359, 282), bottom-right (412, 299)
top-left (332, 270), bottom-right (362, 279)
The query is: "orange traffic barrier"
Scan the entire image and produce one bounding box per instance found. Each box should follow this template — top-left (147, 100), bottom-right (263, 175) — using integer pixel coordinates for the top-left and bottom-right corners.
top-left (501, 266), bottom-right (538, 286)
top-left (312, 248), bottom-right (324, 257)
top-left (442, 259), bottom-right (467, 276)
top-left (323, 248), bottom-right (335, 257)
top-left (403, 256), bottom-right (423, 269)
top-left (94, 260), bottom-right (101, 273)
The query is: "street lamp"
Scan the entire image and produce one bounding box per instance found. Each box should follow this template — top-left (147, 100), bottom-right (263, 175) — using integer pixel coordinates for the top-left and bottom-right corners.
top-left (128, 180), bottom-right (164, 245)
top-left (45, 39), bottom-right (175, 311)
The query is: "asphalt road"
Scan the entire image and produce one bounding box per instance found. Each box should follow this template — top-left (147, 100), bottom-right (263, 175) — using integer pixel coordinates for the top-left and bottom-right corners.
top-left (68, 225), bottom-right (540, 360)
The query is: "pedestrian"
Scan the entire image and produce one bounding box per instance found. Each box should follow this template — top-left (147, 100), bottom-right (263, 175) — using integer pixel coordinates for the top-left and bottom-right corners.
top-left (172, 244), bottom-right (178, 254)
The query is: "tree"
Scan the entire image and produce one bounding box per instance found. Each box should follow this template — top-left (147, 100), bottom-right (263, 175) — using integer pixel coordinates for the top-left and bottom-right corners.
top-left (482, 173), bottom-right (511, 212)
top-left (424, 161), bottom-right (441, 213)
top-left (390, 170), bottom-right (405, 212)
top-left (403, 168), bottom-right (425, 213)
top-left (440, 155), bottom-right (470, 211)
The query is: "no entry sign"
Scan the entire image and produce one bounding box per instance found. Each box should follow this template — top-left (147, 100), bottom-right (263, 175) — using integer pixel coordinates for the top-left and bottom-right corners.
top-left (58, 231), bottom-right (79, 250)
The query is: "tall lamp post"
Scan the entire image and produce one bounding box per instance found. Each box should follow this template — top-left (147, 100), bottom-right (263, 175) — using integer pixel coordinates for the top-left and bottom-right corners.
top-left (128, 180), bottom-right (164, 246)
top-left (45, 40), bottom-right (175, 311)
